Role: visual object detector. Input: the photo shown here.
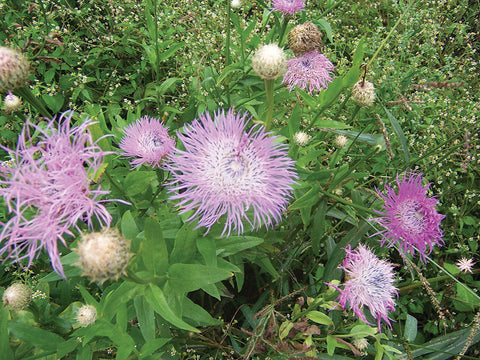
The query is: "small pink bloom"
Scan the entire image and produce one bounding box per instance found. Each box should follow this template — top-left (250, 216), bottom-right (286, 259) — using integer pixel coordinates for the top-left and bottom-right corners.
top-left (271, 0), bottom-right (305, 16)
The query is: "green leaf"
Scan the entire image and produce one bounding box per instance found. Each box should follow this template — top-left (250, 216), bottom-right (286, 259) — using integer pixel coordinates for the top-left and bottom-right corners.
top-left (348, 324), bottom-right (377, 338)
top-left (142, 217), bottom-right (169, 275)
top-left (42, 93), bottom-right (64, 113)
top-left (311, 199), bottom-right (327, 253)
top-left (57, 339), bottom-right (79, 358)
top-left (316, 19), bottom-right (333, 43)
top-left (215, 236), bottom-right (264, 256)
top-left (454, 283), bottom-right (477, 312)
top-left (288, 104), bottom-right (301, 137)
top-left (279, 321), bottom-right (294, 341)
top-left (289, 184), bottom-right (320, 210)
top-left (140, 338), bottom-right (171, 358)
top-left (158, 42), bottom-right (184, 62)
top-left (167, 264), bottom-right (233, 293)
top-left (382, 105), bottom-right (410, 163)
top-left (326, 335), bottom-right (338, 356)
top-left (182, 297), bottom-right (223, 326)
top-left (134, 296), bottom-right (156, 342)
top-left (0, 307), bottom-right (14, 360)
top-left (306, 311), bottom-right (334, 326)
top-left (8, 322), bottom-right (65, 351)
top-left (102, 282), bottom-right (139, 321)
top-left (145, 284), bottom-right (199, 332)
top-left (197, 237), bottom-right (217, 267)
top-left (314, 119), bottom-right (351, 129)
top-left (124, 171), bottom-right (157, 197)
top-left (404, 314), bottom-right (418, 343)
top-left (121, 210), bottom-right (139, 243)
top-left (170, 223), bottom-right (198, 263)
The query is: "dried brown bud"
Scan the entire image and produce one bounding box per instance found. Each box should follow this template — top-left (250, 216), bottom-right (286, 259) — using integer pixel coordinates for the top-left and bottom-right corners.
top-left (288, 21), bottom-right (323, 55)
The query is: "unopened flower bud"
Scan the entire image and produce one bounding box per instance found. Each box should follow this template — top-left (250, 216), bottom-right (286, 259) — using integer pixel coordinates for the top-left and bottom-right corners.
top-left (352, 80), bottom-right (376, 107)
top-left (335, 134), bottom-right (348, 148)
top-left (251, 44), bottom-right (287, 80)
top-left (74, 228), bottom-right (132, 284)
top-left (288, 21), bottom-right (323, 55)
top-left (76, 304), bottom-right (97, 327)
top-left (4, 91), bottom-right (22, 112)
top-left (353, 338), bottom-right (369, 351)
top-left (231, 0), bottom-right (241, 8)
top-left (293, 131), bottom-right (310, 146)
top-left (0, 47), bottom-right (30, 91)
top-left (3, 283), bottom-right (32, 311)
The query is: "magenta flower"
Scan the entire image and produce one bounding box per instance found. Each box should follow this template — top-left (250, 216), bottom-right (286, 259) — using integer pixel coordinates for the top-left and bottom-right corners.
top-left (271, 0), bottom-right (305, 16)
top-left (372, 173), bottom-right (445, 261)
top-left (282, 51), bottom-right (334, 94)
top-left (0, 112), bottom-right (112, 276)
top-left (330, 244), bottom-right (398, 330)
top-left (167, 108), bottom-right (297, 237)
top-left (119, 116), bottom-right (175, 168)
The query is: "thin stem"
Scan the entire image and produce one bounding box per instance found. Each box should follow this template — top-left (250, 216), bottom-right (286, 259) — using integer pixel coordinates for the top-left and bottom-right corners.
top-left (225, 0), bottom-right (232, 106)
top-left (264, 79), bottom-right (275, 130)
top-left (13, 87), bottom-right (52, 118)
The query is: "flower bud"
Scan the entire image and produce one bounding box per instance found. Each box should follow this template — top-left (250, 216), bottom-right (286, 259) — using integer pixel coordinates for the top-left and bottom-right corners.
top-left (76, 304), bottom-right (97, 327)
top-left (251, 44), bottom-right (287, 80)
top-left (74, 228), bottom-right (132, 284)
top-left (4, 91), bottom-right (22, 112)
top-left (352, 80), bottom-right (376, 107)
top-left (0, 47), bottom-right (30, 91)
top-left (293, 131), bottom-right (310, 146)
top-left (288, 21), bottom-right (323, 55)
top-left (3, 283), bottom-right (32, 311)
top-left (334, 134), bottom-right (348, 148)
top-left (231, 0), bottom-right (241, 8)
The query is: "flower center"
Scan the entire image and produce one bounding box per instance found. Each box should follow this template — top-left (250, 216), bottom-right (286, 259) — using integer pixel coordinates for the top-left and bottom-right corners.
top-left (140, 131), bottom-right (163, 151)
top-left (396, 199), bottom-right (426, 234)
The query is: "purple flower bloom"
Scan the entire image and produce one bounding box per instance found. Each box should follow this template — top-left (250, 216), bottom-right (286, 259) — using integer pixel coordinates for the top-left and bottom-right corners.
top-left (167, 108), bottom-right (297, 237)
top-left (271, 0), bottom-right (305, 16)
top-left (282, 51), bottom-right (334, 94)
top-left (372, 173), bottom-right (445, 261)
top-left (0, 111), bottom-right (112, 276)
top-left (119, 116), bottom-right (175, 168)
top-left (330, 244), bottom-right (398, 330)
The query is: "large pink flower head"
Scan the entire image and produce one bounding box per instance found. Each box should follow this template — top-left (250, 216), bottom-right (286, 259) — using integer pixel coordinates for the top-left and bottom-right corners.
top-left (0, 112), bottom-right (112, 276)
top-left (167, 108), bottom-right (297, 237)
top-left (119, 116), bottom-right (175, 168)
top-left (331, 244), bottom-right (398, 330)
top-left (271, 0), bottom-right (305, 16)
top-left (282, 51), bottom-right (334, 94)
top-left (372, 172), bottom-right (445, 261)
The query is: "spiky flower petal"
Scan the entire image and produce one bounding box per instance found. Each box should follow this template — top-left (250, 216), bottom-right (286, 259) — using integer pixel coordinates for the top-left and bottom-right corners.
top-left (74, 228), bottom-right (132, 284)
top-left (372, 173), bottom-right (445, 261)
top-left (0, 111), bottom-right (113, 276)
top-left (456, 257), bottom-right (475, 274)
top-left (2, 283), bottom-right (32, 311)
top-left (282, 51), bottom-right (334, 94)
top-left (288, 21), bottom-right (323, 55)
top-left (0, 47), bottom-right (30, 91)
top-left (76, 304), bottom-right (97, 327)
top-left (251, 44), bottom-right (287, 80)
top-left (167, 108), bottom-right (297, 237)
top-left (271, 0), bottom-right (305, 16)
top-left (330, 244), bottom-right (398, 330)
top-left (352, 80), bottom-right (376, 107)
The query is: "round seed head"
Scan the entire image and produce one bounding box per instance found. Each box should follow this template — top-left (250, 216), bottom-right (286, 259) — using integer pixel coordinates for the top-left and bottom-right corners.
top-left (76, 304), bottom-right (97, 327)
top-left (288, 21), bottom-right (323, 55)
top-left (3, 283), bottom-right (32, 311)
top-left (251, 44), bottom-right (287, 80)
top-left (352, 80), bottom-right (376, 107)
top-left (0, 47), bottom-right (30, 91)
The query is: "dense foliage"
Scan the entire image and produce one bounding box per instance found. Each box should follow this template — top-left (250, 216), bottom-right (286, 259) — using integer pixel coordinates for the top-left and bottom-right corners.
top-left (0, 0), bottom-right (479, 359)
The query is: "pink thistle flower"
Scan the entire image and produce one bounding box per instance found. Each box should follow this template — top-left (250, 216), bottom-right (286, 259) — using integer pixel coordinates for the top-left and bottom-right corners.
top-left (456, 257), bottom-right (475, 274)
top-left (372, 173), bottom-right (445, 261)
top-left (271, 0), bottom-right (305, 16)
top-left (282, 51), bottom-right (334, 94)
top-left (330, 244), bottom-right (398, 330)
top-left (119, 116), bottom-right (175, 168)
top-left (167, 108), bottom-right (297, 237)
top-left (0, 111), bottom-right (113, 276)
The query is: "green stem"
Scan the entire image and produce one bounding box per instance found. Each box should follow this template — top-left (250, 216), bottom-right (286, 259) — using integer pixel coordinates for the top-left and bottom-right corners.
top-left (277, 16), bottom-right (290, 46)
top-left (265, 79), bottom-right (275, 130)
top-left (13, 87), bottom-right (52, 118)
top-left (225, 0), bottom-right (232, 106)
top-left (316, 187), bottom-right (377, 215)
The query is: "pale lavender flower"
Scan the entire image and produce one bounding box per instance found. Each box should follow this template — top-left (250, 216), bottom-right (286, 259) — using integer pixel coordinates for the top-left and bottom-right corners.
top-left (456, 257), bottom-right (475, 274)
top-left (372, 173), bottom-right (445, 261)
top-left (330, 244), bottom-right (398, 330)
top-left (0, 111), bottom-right (112, 276)
top-left (167, 108), bottom-right (297, 237)
top-left (119, 116), bottom-right (175, 168)
top-left (271, 0), bottom-right (305, 16)
top-left (282, 51), bottom-right (334, 94)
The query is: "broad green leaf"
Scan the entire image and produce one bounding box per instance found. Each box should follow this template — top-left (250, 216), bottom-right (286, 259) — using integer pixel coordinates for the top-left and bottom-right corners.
top-left (404, 314), bottom-right (418, 342)
top-left (170, 223), bottom-right (198, 263)
top-left (216, 236), bottom-right (264, 256)
top-left (102, 282), bottom-right (139, 321)
top-left (134, 296), bottom-right (156, 342)
top-left (42, 93), bottom-right (64, 113)
top-left (142, 217), bottom-right (169, 275)
top-left (288, 104), bottom-right (301, 137)
top-left (279, 321), bottom-right (294, 340)
top-left (57, 339), bottom-right (79, 358)
top-left (158, 42), bottom-right (184, 62)
top-left (145, 284), bottom-right (199, 332)
top-left (0, 307), bottom-right (14, 360)
top-left (289, 184), bottom-right (320, 210)
top-left (326, 335), bottom-right (338, 356)
top-left (121, 210), bottom-right (138, 243)
top-left (197, 237), bottom-right (217, 267)
top-left (314, 119), bottom-right (351, 129)
top-left (167, 264), bottom-right (233, 293)
top-left (124, 171), bottom-right (157, 197)
top-left (306, 311), bottom-right (334, 326)
top-left (348, 324), bottom-right (377, 338)
top-left (182, 297), bottom-right (223, 326)
top-left (8, 322), bottom-right (65, 351)
top-left (140, 338), bottom-right (171, 358)
top-left (454, 283), bottom-right (477, 312)
top-left (76, 344), bottom-right (92, 360)
top-left (317, 19), bottom-right (333, 43)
